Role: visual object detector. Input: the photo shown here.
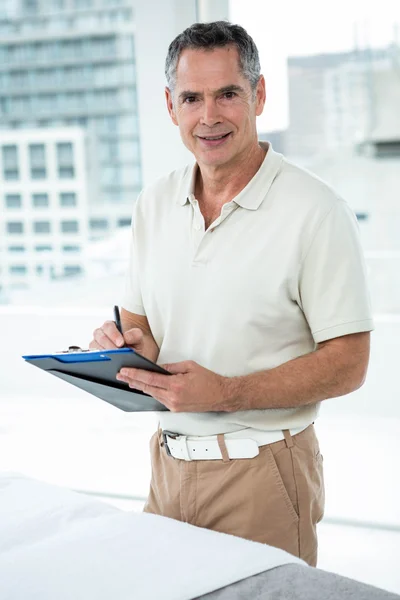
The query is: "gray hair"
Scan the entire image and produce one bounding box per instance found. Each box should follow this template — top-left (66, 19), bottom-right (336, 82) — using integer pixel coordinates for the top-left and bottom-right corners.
top-left (165, 21), bottom-right (261, 95)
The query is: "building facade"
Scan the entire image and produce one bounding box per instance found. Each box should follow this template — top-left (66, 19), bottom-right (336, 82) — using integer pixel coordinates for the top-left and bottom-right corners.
top-left (0, 128), bottom-right (89, 297)
top-left (0, 0), bottom-right (141, 240)
top-left (286, 47), bottom-right (397, 161)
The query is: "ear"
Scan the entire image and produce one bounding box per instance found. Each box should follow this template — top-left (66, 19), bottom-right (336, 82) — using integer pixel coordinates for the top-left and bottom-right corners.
top-left (165, 87), bottom-right (178, 126)
top-left (255, 75), bottom-right (266, 117)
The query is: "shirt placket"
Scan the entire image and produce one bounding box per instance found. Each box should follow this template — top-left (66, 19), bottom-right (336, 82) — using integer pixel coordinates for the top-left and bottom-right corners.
top-left (190, 199), bottom-right (238, 264)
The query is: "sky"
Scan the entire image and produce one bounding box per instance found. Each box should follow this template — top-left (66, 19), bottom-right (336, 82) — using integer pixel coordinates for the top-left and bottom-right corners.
top-left (230, 0), bottom-right (399, 131)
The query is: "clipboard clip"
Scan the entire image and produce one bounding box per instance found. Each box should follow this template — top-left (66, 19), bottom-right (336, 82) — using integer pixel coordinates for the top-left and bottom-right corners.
top-left (58, 346), bottom-right (91, 354)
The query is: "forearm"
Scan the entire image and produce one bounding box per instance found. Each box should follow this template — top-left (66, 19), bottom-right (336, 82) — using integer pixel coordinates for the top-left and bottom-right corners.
top-left (223, 335), bottom-right (369, 412)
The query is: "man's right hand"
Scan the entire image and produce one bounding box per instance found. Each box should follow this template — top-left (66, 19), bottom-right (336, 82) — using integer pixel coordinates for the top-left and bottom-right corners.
top-left (89, 321), bottom-right (146, 356)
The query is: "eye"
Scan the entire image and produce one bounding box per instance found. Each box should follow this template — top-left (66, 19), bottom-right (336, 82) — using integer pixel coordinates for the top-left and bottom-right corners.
top-left (223, 91), bottom-right (236, 99)
top-left (184, 96), bottom-right (197, 104)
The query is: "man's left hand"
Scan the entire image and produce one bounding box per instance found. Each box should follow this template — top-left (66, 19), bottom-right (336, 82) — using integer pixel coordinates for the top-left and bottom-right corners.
top-left (116, 361), bottom-right (233, 412)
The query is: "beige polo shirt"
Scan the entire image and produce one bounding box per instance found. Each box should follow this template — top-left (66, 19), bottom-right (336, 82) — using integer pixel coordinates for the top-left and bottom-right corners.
top-left (123, 143), bottom-right (374, 436)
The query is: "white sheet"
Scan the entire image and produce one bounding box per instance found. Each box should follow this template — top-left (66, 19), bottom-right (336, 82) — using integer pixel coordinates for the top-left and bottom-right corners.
top-left (0, 472), bottom-right (305, 600)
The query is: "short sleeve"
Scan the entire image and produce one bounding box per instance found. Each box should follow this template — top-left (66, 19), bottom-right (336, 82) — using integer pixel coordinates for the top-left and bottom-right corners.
top-left (121, 212), bottom-right (146, 316)
top-left (298, 200), bottom-right (374, 343)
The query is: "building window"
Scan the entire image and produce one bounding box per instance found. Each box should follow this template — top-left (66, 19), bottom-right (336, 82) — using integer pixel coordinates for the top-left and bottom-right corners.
top-left (60, 192), bottom-right (77, 207)
top-left (34, 221), bottom-right (51, 234)
top-left (118, 218), bottom-right (131, 227)
top-left (97, 115), bottom-right (118, 134)
top-left (63, 245), bottom-right (80, 252)
top-left (2, 145), bottom-right (19, 180)
top-left (29, 144), bottom-right (47, 179)
top-left (61, 220), bottom-right (79, 233)
top-left (57, 142), bottom-right (75, 178)
top-left (7, 222), bottom-right (24, 234)
top-left (32, 193), bottom-right (49, 207)
top-left (9, 265), bottom-right (27, 275)
top-left (90, 218), bottom-right (108, 230)
top-left (64, 265), bottom-right (82, 276)
top-left (35, 245), bottom-right (52, 252)
top-left (5, 194), bottom-right (22, 208)
top-left (8, 246), bottom-right (25, 253)
top-left (101, 166), bottom-right (119, 185)
top-left (74, 0), bottom-right (92, 8)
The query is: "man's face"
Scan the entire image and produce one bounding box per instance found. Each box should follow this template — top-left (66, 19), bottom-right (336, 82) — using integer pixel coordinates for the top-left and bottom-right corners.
top-left (166, 46), bottom-right (266, 169)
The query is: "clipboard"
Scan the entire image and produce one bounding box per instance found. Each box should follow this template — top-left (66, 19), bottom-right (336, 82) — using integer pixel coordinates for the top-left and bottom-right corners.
top-left (22, 348), bottom-right (170, 412)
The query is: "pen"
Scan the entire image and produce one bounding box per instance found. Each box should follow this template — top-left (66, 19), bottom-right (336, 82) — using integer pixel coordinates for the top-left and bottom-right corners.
top-left (113, 305), bottom-right (125, 346)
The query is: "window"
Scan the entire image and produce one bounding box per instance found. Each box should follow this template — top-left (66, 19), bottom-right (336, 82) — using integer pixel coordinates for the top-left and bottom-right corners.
top-left (34, 221), bottom-right (51, 234)
top-left (98, 115), bottom-right (118, 133)
top-left (36, 94), bottom-right (58, 113)
top-left (61, 220), bottom-right (79, 233)
top-left (32, 193), bottom-right (49, 207)
top-left (9, 265), bottom-right (27, 275)
top-left (0, 98), bottom-right (10, 117)
top-left (90, 218), bottom-right (108, 230)
top-left (12, 97), bottom-right (31, 115)
top-left (63, 245), bottom-right (80, 252)
top-left (60, 192), bottom-right (77, 207)
top-left (2, 145), bottom-right (19, 180)
top-left (118, 218), bottom-right (131, 227)
top-left (59, 167), bottom-right (74, 179)
top-left (5, 194), bottom-right (22, 209)
top-left (74, 0), bottom-right (92, 7)
top-left (35, 245), bottom-right (52, 252)
top-left (101, 166), bottom-right (119, 185)
top-left (36, 69), bottom-right (56, 88)
top-left (100, 140), bottom-right (118, 161)
top-left (64, 265), bottom-right (82, 276)
top-left (57, 142), bottom-right (75, 178)
top-left (8, 246), bottom-right (25, 253)
top-left (64, 92), bottom-right (85, 111)
top-left (23, 0), bottom-right (38, 14)
top-left (7, 222), bottom-right (24, 234)
top-left (29, 144), bottom-right (47, 179)
top-left (10, 71), bottom-right (29, 88)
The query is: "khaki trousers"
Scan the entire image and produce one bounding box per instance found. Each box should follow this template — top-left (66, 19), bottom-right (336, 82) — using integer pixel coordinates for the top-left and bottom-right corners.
top-left (143, 424), bottom-right (325, 567)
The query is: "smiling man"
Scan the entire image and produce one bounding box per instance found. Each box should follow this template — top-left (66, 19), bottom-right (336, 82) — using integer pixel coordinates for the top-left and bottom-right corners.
top-left (90, 22), bottom-right (373, 566)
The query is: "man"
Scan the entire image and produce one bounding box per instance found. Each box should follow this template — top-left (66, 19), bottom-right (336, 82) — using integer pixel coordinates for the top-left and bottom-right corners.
top-left (90, 21), bottom-right (373, 566)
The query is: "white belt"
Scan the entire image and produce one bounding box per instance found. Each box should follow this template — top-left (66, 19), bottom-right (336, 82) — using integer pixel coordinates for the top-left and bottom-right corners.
top-left (162, 425), bottom-right (309, 461)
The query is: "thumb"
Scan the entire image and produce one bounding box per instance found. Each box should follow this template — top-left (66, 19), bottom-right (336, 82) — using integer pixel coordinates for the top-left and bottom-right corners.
top-left (161, 360), bottom-right (193, 374)
top-left (124, 327), bottom-right (144, 346)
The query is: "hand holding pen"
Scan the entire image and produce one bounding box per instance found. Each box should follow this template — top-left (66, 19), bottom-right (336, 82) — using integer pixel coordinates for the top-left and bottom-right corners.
top-left (89, 305), bottom-right (146, 355)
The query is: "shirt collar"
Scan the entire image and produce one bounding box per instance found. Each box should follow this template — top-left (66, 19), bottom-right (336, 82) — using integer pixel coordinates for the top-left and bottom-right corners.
top-left (179, 142), bottom-right (283, 210)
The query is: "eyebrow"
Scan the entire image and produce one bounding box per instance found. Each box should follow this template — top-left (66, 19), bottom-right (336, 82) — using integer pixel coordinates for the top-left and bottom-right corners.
top-left (178, 84), bottom-right (245, 102)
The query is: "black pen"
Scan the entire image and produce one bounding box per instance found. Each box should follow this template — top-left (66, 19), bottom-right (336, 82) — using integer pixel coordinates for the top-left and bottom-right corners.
top-left (113, 305), bottom-right (125, 346)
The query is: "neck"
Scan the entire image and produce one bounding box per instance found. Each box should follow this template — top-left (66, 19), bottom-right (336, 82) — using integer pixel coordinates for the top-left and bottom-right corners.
top-left (195, 142), bottom-right (267, 205)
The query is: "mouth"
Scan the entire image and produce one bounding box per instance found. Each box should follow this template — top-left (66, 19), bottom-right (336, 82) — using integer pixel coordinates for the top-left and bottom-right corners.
top-left (197, 132), bottom-right (232, 147)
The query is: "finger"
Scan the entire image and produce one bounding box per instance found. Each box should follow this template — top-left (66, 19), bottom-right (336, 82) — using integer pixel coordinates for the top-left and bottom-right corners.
top-left (102, 320), bottom-right (125, 348)
top-left (92, 326), bottom-right (119, 350)
top-left (117, 368), bottom-right (170, 390)
top-left (161, 361), bottom-right (193, 374)
top-left (89, 340), bottom-right (102, 350)
top-left (123, 327), bottom-right (144, 347)
top-left (127, 381), bottom-right (171, 407)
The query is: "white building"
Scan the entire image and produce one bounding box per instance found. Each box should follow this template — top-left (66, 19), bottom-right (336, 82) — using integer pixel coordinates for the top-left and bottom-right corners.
top-left (0, 127), bottom-right (89, 297)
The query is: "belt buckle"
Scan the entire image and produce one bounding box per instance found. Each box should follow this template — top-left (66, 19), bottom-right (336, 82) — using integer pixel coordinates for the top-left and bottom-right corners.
top-left (162, 430), bottom-right (179, 457)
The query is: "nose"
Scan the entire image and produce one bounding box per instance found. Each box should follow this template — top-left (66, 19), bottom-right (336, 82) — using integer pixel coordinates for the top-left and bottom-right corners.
top-left (200, 97), bottom-right (222, 127)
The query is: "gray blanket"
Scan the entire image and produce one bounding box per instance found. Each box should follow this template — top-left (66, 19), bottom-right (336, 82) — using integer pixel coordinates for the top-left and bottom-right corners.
top-left (197, 563), bottom-right (400, 600)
